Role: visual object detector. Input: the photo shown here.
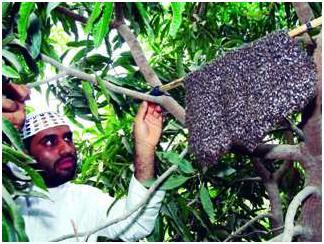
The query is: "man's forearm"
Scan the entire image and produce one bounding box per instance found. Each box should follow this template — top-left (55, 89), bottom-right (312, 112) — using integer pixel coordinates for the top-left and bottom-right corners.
top-left (134, 145), bottom-right (155, 182)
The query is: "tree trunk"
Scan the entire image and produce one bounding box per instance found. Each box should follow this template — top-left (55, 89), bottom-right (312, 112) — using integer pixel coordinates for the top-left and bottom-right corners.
top-left (298, 31), bottom-right (322, 242)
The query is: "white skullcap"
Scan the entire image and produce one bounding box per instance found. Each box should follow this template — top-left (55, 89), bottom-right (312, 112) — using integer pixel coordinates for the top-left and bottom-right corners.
top-left (21, 111), bottom-right (70, 139)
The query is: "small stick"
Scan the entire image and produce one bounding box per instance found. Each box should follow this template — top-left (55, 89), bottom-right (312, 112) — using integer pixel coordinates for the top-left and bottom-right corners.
top-left (288, 16), bottom-right (322, 37)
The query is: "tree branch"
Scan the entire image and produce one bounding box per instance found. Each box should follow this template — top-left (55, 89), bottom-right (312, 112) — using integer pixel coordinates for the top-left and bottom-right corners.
top-left (224, 213), bottom-right (273, 242)
top-left (231, 143), bottom-right (303, 161)
top-left (39, 54), bottom-right (165, 105)
top-left (282, 186), bottom-right (321, 242)
top-left (27, 72), bottom-right (67, 89)
top-left (50, 164), bottom-right (179, 241)
top-left (253, 158), bottom-right (271, 180)
top-left (273, 131), bottom-right (294, 183)
top-left (55, 6), bottom-right (87, 24)
top-left (269, 225), bottom-right (311, 242)
top-left (115, 23), bottom-right (185, 124)
top-left (292, 3), bottom-right (315, 23)
top-left (292, 3), bottom-right (315, 50)
top-left (252, 144), bottom-right (303, 161)
top-left (253, 158), bottom-right (284, 233)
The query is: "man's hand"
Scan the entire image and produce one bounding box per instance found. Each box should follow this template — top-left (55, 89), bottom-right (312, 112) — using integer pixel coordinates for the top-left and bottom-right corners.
top-left (133, 101), bottom-right (163, 183)
top-left (2, 83), bottom-right (30, 130)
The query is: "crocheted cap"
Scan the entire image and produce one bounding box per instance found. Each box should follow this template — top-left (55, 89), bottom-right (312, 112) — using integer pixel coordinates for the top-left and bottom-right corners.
top-left (21, 111), bottom-right (70, 140)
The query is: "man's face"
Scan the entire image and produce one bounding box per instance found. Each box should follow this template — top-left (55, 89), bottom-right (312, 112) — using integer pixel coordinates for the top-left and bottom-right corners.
top-left (28, 125), bottom-right (77, 187)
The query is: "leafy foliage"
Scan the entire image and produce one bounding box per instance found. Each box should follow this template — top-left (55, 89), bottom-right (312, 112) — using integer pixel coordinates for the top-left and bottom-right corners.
top-left (2, 2), bottom-right (321, 242)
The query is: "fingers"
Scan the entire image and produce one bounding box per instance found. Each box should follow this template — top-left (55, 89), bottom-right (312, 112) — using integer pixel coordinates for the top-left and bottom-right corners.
top-left (2, 97), bottom-right (18, 112)
top-left (153, 105), bottom-right (162, 119)
top-left (3, 83), bottom-right (31, 102)
top-left (135, 101), bottom-right (148, 121)
top-left (3, 102), bottom-right (26, 130)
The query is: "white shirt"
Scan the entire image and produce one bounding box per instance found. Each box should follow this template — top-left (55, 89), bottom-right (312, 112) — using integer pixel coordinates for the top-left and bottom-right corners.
top-left (16, 175), bottom-right (165, 242)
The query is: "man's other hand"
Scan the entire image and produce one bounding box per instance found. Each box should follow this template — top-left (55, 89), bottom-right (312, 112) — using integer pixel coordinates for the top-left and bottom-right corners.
top-left (2, 83), bottom-right (30, 130)
top-left (133, 101), bottom-right (163, 182)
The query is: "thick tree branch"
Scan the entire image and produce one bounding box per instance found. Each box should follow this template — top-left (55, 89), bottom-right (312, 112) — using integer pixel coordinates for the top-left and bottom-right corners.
top-left (273, 131), bottom-right (294, 183)
top-left (253, 158), bottom-right (271, 180)
top-left (55, 6), bottom-right (87, 24)
top-left (251, 144), bottom-right (303, 161)
top-left (114, 22), bottom-right (185, 124)
top-left (39, 54), bottom-right (165, 105)
top-left (224, 213), bottom-right (273, 242)
top-left (273, 160), bottom-right (293, 183)
top-left (269, 225), bottom-right (311, 242)
top-left (253, 158), bottom-right (284, 234)
top-left (282, 186), bottom-right (321, 242)
top-left (116, 24), bottom-right (161, 87)
top-left (297, 30), bottom-right (322, 242)
top-left (292, 3), bottom-right (315, 50)
top-left (292, 3), bottom-right (315, 23)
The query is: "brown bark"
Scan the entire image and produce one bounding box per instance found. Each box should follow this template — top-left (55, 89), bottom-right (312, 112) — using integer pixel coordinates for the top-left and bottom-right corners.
top-left (112, 4), bottom-right (186, 124)
top-left (253, 159), bottom-right (284, 234)
top-left (292, 3), bottom-right (315, 51)
top-left (55, 6), bottom-right (87, 24)
top-left (298, 31), bottom-right (322, 242)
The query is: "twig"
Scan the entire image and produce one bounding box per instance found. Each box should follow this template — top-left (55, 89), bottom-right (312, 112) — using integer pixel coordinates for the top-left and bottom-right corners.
top-left (27, 72), bottom-right (67, 89)
top-left (70, 219), bottom-right (79, 242)
top-left (50, 165), bottom-right (179, 241)
top-left (282, 186), bottom-right (321, 242)
top-left (232, 225), bottom-right (283, 239)
top-left (285, 117), bottom-right (305, 141)
top-left (224, 213), bottom-right (273, 242)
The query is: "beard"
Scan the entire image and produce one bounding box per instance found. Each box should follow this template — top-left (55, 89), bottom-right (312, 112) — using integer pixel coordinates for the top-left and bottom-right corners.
top-left (40, 154), bottom-right (77, 188)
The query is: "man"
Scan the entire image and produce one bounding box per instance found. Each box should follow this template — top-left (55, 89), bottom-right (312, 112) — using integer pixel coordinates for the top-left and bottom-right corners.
top-left (3, 83), bottom-right (165, 241)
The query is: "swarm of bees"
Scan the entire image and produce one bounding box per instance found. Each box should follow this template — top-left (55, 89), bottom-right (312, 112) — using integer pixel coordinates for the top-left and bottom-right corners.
top-left (184, 31), bottom-right (317, 165)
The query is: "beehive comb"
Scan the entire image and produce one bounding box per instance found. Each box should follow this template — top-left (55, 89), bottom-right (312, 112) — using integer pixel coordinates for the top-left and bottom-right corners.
top-left (184, 31), bottom-right (317, 165)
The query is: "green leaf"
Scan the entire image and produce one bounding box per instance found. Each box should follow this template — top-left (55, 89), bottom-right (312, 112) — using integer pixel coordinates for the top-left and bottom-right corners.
top-left (169, 3), bottom-right (185, 38)
top-left (2, 2), bottom-right (11, 18)
top-left (82, 81), bottom-right (99, 120)
top-left (2, 144), bottom-right (34, 164)
top-left (2, 186), bottom-right (29, 241)
top-left (176, 52), bottom-right (185, 77)
top-left (158, 152), bottom-right (195, 174)
top-left (160, 175), bottom-right (190, 190)
top-left (27, 13), bottom-right (42, 58)
top-left (2, 50), bottom-right (22, 73)
top-left (2, 34), bottom-right (15, 46)
top-left (93, 2), bottom-right (113, 48)
top-left (46, 2), bottom-right (60, 18)
top-left (97, 76), bottom-right (110, 103)
top-left (199, 184), bottom-right (216, 222)
top-left (22, 166), bottom-right (47, 191)
top-left (2, 64), bottom-right (20, 79)
top-left (18, 2), bottom-right (35, 44)
top-left (135, 3), bottom-right (155, 39)
top-left (84, 2), bottom-right (102, 34)
top-left (2, 117), bottom-right (25, 151)
top-left (2, 211), bottom-right (19, 241)
top-left (67, 40), bottom-right (94, 47)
